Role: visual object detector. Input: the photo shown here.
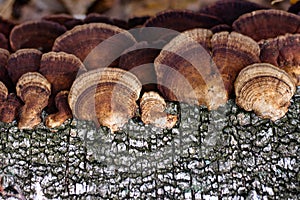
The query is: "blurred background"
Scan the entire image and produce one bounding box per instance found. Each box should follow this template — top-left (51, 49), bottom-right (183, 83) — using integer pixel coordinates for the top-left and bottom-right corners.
top-left (0, 0), bottom-right (292, 22)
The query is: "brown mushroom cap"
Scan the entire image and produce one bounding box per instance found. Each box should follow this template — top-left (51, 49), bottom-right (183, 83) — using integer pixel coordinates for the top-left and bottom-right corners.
top-left (16, 72), bottom-right (51, 129)
top-left (6, 48), bottom-right (42, 84)
top-left (42, 14), bottom-right (83, 30)
top-left (0, 81), bottom-right (21, 123)
top-left (140, 91), bottom-right (177, 129)
top-left (210, 24), bottom-right (232, 34)
top-left (128, 16), bottom-right (151, 29)
top-left (211, 31), bottom-right (261, 95)
top-left (52, 23), bottom-right (136, 70)
top-left (68, 67), bottom-right (142, 132)
top-left (0, 93), bottom-right (21, 123)
top-left (199, 0), bottom-right (268, 25)
top-left (144, 10), bottom-right (221, 32)
top-left (235, 63), bottom-right (296, 121)
top-left (84, 13), bottom-right (128, 29)
top-left (10, 20), bottom-right (67, 52)
top-left (0, 48), bottom-right (14, 92)
top-left (45, 91), bottom-right (72, 128)
top-left (232, 9), bottom-right (300, 42)
top-left (154, 28), bottom-right (228, 110)
top-left (39, 51), bottom-right (86, 95)
top-left (119, 41), bottom-right (161, 92)
top-left (259, 33), bottom-right (300, 85)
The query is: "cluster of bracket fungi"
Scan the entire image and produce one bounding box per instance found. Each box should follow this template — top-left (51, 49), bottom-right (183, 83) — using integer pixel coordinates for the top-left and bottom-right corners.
top-left (0, 0), bottom-right (299, 132)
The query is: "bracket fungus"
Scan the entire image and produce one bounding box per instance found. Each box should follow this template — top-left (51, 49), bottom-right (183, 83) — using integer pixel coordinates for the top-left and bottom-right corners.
top-left (211, 31), bottom-right (260, 95)
top-left (154, 29), bottom-right (260, 110)
top-left (119, 41), bottom-right (160, 92)
top-left (39, 51), bottom-right (86, 126)
top-left (140, 91), bottom-right (177, 129)
top-left (199, 0), bottom-right (268, 25)
top-left (42, 14), bottom-right (83, 30)
top-left (0, 48), bottom-right (14, 92)
top-left (45, 91), bottom-right (72, 128)
top-left (232, 9), bottom-right (300, 42)
top-left (144, 10), bottom-right (221, 32)
top-left (259, 33), bottom-right (300, 85)
top-left (16, 72), bottom-right (51, 129)
top-left (0, 81), bottom-right (21, 123)
top-left (10, 20), bottom-right (67, 52)
top-left (235, 63), bottom-right (296, 121)
top-left (142, 10), bottom-right (221, 44)
top-left (52, 23), bottom-right (136, 70)
top-left (68, 68), bottom-right (142, 132)
top-left (6, 49), bottom-right (42, 84)
top-left (39, 51), bottom-right (86, 97)
top-left (84, 13), bottom-right (128, 30)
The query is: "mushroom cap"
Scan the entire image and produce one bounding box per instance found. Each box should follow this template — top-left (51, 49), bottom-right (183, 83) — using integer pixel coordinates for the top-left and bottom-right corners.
top-left (199, 0), bottom-right (268, 25)
top-left (0, 81), bottom-right (8, 101)
top-left (6, 48), bottom-right (42, 84)
top-left (211, 31), bottom-right (261, 94)
top-left (235, 63), bottom-right (296, 121)
top-left (154, 28), bottom-right (228, 110)
top-left (232, 9), bottom-right (300, 41)
top-left (52, 23), bottom-right (136, 70)
top-left (39, 51), bottom-right (86, 95)
top-left (119, 41), bottom-right (161, 91)
top-left (0, 93), bottom-right (21, 123)
top-left (45, 90), bottom-right (72, 128)
top-left (42, 14), bottom-right (83, 30)
top-left (128, 16), bottom-right (151, 29)
top-left (144, 10), bottom-right (221, 32)
top-left (16, 72), bottom-right (51, 129)
top-left (16, 72), bottom-right (51, 102)
top-left (84, 13), bottom-right (128, 29)
top-left (210, 24), bottom-right (232, 34)
top-left (140, 91), bottom-right (177, 129)
top-left (0, 48), bottom-right (13, 91)
top-left (10, 20), bottom-right (67, 52)
top-left (68, 67), bottom-right (142, 132)
top-left (259, 33), bottom-right (300, 85)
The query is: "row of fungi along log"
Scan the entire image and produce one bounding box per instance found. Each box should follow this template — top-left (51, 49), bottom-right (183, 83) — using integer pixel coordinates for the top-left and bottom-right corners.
top-left (0, 48), bottom-right (21, 123)
top-left (154, 28), bottom-right (260, 110)
top-left (2, 47), bottom-right (85, 129)
top-left (232, 9), bottom-right (300, 120)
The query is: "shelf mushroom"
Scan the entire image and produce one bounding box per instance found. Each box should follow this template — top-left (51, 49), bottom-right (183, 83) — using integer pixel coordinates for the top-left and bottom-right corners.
top-left (0, 81), bottom-right (21, 123)
top-left (232, 9), bottom-right (300, 42)
top-left (68, 67), bottom-right (142, 132)
top-left (10, 20), bottom-right (66, 52)
top-left (234, 63), bottom-right (296, 121)
top-left (154, 28), bottom-right (260, 110)
top-left (259, 33), bottom-right (300, 85)
top-left (140, 91), bottom-right (177, 129)
top-left (16, 72), bottom-right (51, 129)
